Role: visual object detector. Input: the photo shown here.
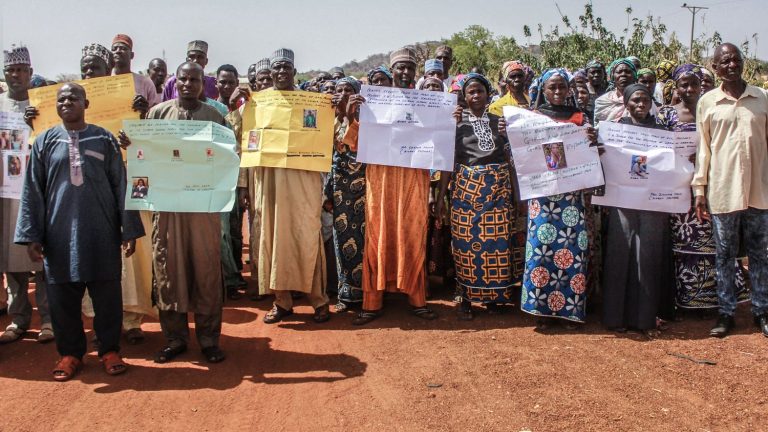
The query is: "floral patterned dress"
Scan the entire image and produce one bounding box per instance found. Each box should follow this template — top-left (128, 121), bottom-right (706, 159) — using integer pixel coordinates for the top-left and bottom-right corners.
top-left (658, 106), bottom-right (748, 308)
top-left (521, 110), bottom-right (589, 323)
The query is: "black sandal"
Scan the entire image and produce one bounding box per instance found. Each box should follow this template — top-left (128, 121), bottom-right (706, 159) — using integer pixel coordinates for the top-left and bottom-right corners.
top-left (313, 304), bottom-right (331, 323)
top-left (201, 346), bottom-right (226, 363)
top-left (154, 345), bottom-right (187, 364)
top-left (263, 305), bottom-right (293, 324)
top-left (413, 307), bottom-right (438, 320)
top-left (124, 328), bottom-right (145, 345)
top-left (352, 310), bottom-right (381, 326)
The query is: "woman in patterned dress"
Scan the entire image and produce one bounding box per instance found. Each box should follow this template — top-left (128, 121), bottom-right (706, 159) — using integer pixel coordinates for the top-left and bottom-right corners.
top-left (657, 64), bottom-right (748, 313)
top-left (326, 77), bottom-right (367, 311)
top-left (516, 69), bottom-right (598, 329)
top-left (435, 73), bottom-right (517, 320)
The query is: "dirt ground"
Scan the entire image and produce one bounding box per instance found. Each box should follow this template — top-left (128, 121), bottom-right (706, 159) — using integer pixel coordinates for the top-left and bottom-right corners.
top-left (0, 276), bottom-right (766, 432)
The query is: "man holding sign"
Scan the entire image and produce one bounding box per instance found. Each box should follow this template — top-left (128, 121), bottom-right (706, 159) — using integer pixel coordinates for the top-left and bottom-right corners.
top-left (353, 47), bottom-right (439, 325)
top-left (238, 48), bottom-right (331, 325)
top-left (0, 45), bottom-right (52, 344)
top-left (140, 62), bottom-right (229, 363)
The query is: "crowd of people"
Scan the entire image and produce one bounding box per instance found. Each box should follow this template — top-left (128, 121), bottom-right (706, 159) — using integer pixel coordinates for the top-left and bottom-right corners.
top-left (0, 34), bottom-right (766, 382)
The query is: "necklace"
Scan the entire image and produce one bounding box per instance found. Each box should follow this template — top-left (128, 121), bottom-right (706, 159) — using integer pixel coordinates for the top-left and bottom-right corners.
top-left (468, 109), bottom-right (495, 152)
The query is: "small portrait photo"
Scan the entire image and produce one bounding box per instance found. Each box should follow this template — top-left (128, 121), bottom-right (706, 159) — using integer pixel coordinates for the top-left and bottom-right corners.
top-left (172, 149), bottom-right (181, 159)
top-left (247, 130), bottom-right (261, 151)
top-left (206, 148), bottom-right (214, 158)
top-left (136, 149), bottom-right (144, 160)
top-left (7, 155), bottom-right (22, 177)
top-left (630, 155), bottom-right (648, 178)
top-left (0, 130), bottom-right (10, 150)
top-left (10, 130), bottom-right (25, 150)
top-left (131, 177), bottom-right (149, 199)
top-left (303, 109), bottom-right (318, 129)
top-left (542, 142), bottom-right (568, 171)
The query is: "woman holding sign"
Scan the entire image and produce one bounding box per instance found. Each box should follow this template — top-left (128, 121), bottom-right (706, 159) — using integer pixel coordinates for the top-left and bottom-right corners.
top-left (435, 73), bottom-right (516, 320)
top-left (601, 83), bottom-right (673, 337)
top-left (658, 64), bottom-right (749, 313)
top-left (513, 69), bottom-right (597, 329)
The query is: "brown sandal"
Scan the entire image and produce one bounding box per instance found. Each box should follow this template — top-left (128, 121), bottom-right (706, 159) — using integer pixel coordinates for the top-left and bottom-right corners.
top-left (101, 351), bottom-right (127, 376)
top-left (52, 356), bottom-right (82, 382)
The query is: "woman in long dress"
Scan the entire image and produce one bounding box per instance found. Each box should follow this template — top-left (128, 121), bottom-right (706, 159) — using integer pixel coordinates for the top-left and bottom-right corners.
top-left (601, 84), bottom-right (674, 337)
top-left (517, 69), bottom-right (598, 329)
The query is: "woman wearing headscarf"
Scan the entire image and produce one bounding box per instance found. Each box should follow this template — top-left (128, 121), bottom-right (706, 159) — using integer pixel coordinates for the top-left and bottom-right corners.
top-left (515, 68), bottom-right (598, 329)
top-left (654, 60), bottom-right (677, 103)
top-left (325, 77), bottom-right (367, 312)
top-left (434, 74), bottom-right (517, 320)
top-left (594, 58), bottom-right (639, 125)
top-left (658, 65), bottom-right (749, 313)
top-left (636, 68), bottom-right (661, 107)
top-left (488, 60), bottom-right (531, 116)
top-left (700, 67), bottom-right (716, 93)
top-left (601, 84), bottom-right (674, 337)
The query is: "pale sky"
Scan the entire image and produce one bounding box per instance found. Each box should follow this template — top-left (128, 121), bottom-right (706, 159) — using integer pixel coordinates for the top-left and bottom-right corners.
top-left (1, 0), bottom-right (764, 79)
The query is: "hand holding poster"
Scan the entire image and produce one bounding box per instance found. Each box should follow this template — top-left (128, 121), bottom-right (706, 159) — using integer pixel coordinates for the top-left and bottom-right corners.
top-left (239, 90), bottom-right (333, 172)
top-left (27, 74), bottom-right (138, 138)
top-left (503, 106), bottom-right (604, 200)
top-left (123, 120), bottom-right (240, 212)
top-left (591, 122), bottom-right (697, 212)
top-left (357, 85), bottom-right (456, 171)
top-left (0, 112), bottom-right (30, 199)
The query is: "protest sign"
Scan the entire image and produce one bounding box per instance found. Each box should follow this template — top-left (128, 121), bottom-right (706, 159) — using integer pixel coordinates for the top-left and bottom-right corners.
top-left (123, 120), bottom-right (239, 212)
top-left (504, 106), bottom-right (604, 200)
top-left (28, 74), bottom-right (138, 138)
top-left (592, 122), bottom-right (697, 212)
top-left (357, 85), bottom-right (456, 171)
top-left (239, 90), bottom-right (334, 172)
top-left (0, 112), bottom-right (30, 199)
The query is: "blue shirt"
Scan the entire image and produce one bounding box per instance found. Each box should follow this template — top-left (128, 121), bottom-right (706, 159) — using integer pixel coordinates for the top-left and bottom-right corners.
top-left (14, 124), bottom-right (144, 283)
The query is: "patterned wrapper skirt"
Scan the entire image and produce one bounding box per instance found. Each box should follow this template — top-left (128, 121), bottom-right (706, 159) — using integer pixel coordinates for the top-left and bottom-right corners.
top-left (450, 163), bottom-right (516, 303)
top-left (671, 210), bottom-right (749, 309)
top-left (521, 192), bottom-right (588, 323)
top-left (331, 156), bottom-right (366, 304)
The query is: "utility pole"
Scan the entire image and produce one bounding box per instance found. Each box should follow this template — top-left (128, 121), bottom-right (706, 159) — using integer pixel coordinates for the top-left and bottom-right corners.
top-left (681, 3), bottom-right (709, 60)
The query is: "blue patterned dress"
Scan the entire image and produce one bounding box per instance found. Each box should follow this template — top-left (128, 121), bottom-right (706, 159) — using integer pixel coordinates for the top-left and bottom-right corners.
top-left (521, 109), bottom-right (589, 323)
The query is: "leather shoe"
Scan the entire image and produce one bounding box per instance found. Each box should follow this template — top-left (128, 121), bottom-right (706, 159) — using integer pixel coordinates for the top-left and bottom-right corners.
top-left (709, 314), bottom-right (734, 338)
top-left (754, 314), bottom-right (768, 338)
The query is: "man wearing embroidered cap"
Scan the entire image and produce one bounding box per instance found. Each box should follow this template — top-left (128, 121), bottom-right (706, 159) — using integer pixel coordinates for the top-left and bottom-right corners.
top-left (352, 46), bottom-right (438, 325)
top-left (0, 45), bottom-right (54, 344)
top-left (228, 48), bottom-right (331, 324)
top-left (329, 67), bottom-right (345, 80)
top-left (247, 58), bottom-right (272, 92)
top-left (111, 33), bottom-right (160, 108)
top-left (424, 59), bottom-right (444, 81)
top-left (63, 42), bottom-right (154, 345)
top-left (162, 40), bottom-right (219, 101)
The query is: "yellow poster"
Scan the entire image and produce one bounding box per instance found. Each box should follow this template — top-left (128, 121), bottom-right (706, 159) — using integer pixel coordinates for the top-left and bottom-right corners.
top-left (27, 74), bottom-right (138, 139)
top-left (240, 90), bottom-right (333, 172)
